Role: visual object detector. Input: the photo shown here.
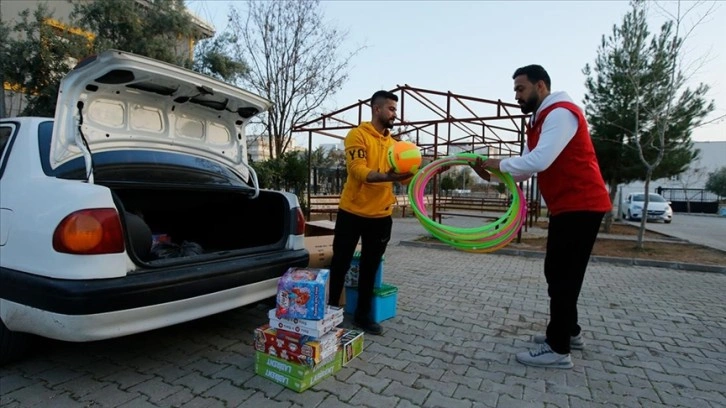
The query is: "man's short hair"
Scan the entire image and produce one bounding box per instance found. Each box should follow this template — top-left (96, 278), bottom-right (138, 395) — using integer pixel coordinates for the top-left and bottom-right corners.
top-left (371, 90), bottom-right (398, 106)
top-left (512, 65), bottom-right (551, 90)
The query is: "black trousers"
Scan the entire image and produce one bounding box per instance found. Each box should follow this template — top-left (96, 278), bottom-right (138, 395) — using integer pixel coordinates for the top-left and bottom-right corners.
top-left (328, 209), bottom-right (392, 321)
top-left (545, 211), bottom-right (605, 354)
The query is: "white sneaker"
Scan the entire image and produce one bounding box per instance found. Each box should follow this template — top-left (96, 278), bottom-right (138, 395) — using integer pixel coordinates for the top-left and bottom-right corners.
top-left (533, 334), bottom-right (585, 350)
top-left (516, 343), bottom-right (574, 369)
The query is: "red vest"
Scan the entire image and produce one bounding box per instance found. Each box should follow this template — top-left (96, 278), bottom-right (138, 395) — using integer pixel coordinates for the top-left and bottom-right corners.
top-left (527, 102), bottom-right (612, 215)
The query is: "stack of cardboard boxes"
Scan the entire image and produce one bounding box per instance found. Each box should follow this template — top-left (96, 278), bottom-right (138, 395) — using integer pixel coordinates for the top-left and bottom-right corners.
top-left (253, 220), bottom-right (397, 392)
top-left (253, 267), bottom-right (363, 392)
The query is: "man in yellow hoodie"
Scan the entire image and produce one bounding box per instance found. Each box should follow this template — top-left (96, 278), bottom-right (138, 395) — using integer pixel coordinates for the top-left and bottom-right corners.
top-left (328, 90), bottom-right (413, 335)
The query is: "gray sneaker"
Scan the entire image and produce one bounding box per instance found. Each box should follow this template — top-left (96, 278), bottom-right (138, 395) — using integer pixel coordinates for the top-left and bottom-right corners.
top-left (516, 343), bottom-right (573, 369)
top-left (533, 334), bottom-right (585, 350)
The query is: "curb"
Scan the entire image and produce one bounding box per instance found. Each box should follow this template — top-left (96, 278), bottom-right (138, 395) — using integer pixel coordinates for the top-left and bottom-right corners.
top-left (398, 240), bottom-right (726, 275)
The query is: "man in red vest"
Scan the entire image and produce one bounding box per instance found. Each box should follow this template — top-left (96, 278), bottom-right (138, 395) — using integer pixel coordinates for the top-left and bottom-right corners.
top-left (472, 65), bottom-right (612, 369)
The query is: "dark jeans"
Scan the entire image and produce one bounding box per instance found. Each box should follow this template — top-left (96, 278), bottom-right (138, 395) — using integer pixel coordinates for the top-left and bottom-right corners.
top-left (328, 209), bottom-right (392, 322)
top-left (545, 211), bottom-right (605, 354)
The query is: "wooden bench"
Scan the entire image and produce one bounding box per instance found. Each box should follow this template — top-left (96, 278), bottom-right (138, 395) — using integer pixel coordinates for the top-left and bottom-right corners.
top-left (438, 196), bottom-right (510, 212)
top-left (434, 211), bottom-right (500, 225)
top-left (395, 195), bottom-right (411, 217)
top-left (308, 195), bottom-right (340, 220)
top-left (395, 194), bottom-right (434, 217)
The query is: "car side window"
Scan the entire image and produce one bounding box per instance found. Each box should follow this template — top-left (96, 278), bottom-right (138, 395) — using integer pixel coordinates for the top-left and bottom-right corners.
top-left (0, 124), bottom-right (18, 178)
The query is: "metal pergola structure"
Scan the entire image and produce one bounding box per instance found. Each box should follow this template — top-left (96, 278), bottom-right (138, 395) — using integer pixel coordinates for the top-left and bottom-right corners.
top-left (292, 84), bottom-right (535, 222)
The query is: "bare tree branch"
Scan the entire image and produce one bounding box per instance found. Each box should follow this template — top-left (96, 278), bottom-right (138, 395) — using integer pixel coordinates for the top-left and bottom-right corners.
top-left (226, 0), bottom-right (364, 158)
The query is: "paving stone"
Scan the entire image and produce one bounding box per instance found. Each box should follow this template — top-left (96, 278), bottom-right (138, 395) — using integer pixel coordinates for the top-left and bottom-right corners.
top-left (127, 376), bottom-right (185, 403)
top-left (346, 370), bottom-right (392, 393)
top-left (377, 366), bottom-right (419, 386)
top-left (313, 378), bottom-right (362, 402)
top-left (0, 373), bottom-right (35, 394)
top-left (423, 390), bottom-right (473, 408)
top-left (405, 362), bottom-right (446, 380)
top-left (383, 380), bottom-right (430, 406)
top-left (79, 383), bottom-right (141, 407)
top-left (116, 395), bottom-right (162, 408)
top-left (172, 371), bottom-right (223, 395)
top-left (202, 379), bottom-right (255, 407)
top-left (453, 385), bottom-right (498, 407)
top-left (350, 387), bottom-right (399, 408)
top-left (496, 394), bottom-right (543, 408)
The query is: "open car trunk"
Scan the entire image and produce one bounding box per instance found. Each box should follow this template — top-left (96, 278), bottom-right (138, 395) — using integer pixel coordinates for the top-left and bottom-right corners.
top-left (111, 186), bottom-right (291, 265)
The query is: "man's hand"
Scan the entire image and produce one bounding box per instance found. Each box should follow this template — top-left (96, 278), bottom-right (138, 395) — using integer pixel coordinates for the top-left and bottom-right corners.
top-left (470, 157), bottom-right (501, 182)
top-left (385, 169), bottom-right (413, 182)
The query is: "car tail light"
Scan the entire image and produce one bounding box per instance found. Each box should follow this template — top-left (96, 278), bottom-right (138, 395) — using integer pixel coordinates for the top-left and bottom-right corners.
top-left (53, 209), bottom-right (125, 254)
top-left (295, 207), bottom-right (306, 236)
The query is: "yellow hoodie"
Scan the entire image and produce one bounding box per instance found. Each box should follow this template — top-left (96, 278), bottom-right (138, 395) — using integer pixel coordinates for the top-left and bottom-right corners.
top-left (339, 122), bottom-right (397, 218)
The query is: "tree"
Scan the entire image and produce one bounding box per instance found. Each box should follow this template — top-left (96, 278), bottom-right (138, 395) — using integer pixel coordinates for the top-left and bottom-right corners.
top-left (250, 151), bottom-right (309, 206)
top-left (72, 0), bottom-right (196, 68)
top-left (226, 0), bottom-right (362, 158)
top-left (192, 32), bottom-right (249, 83)
top-left (583, 0), bottom-right (714, 242)
top-left (2, 1), bottom-right (239, 118)
top-left (2, 5), bottom-right (88, 117)
top-left (439, 175), bottom-right (456, 195)
top-left (705, 167), bottom-right (726, 197)
top-left (0, 12), bottom-right (10, 117)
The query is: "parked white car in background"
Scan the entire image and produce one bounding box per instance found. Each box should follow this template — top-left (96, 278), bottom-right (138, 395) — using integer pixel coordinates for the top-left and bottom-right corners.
top-left (621, 193), bottom-right (673, 223)
top-left (0, 50), bottom-right (309, 365)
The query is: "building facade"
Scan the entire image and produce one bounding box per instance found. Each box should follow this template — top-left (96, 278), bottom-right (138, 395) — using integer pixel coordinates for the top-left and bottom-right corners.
top-left (617, 141), bottom-right (726, 213)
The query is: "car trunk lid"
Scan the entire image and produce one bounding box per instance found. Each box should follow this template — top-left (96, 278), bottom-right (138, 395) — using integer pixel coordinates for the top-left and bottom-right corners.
top-left (49, 49), bottom-right (271, 184)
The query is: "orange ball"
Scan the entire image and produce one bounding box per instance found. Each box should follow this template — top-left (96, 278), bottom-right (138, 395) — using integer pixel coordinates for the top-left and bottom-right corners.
top-left (387, 141), bottom-right (422, 173)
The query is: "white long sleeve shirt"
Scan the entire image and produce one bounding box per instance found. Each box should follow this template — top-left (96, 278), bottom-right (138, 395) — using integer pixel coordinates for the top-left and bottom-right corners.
top-left (500, 91), bottom-right (579, 181)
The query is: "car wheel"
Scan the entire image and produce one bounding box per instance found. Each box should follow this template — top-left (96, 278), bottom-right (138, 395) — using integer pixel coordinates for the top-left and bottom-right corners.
top-left (0, 319), bottom-right (31, 365)
top-left (665, 220), bottom-right (671, 224)
top-left (627, 210), bottom-right (632, 221)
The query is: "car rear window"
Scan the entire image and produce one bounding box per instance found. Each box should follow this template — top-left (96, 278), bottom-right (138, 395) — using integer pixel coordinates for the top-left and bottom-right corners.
top-left (0, 126), bottom-right (11, 154)
top-left (0, 123), bottom-right (18, 178)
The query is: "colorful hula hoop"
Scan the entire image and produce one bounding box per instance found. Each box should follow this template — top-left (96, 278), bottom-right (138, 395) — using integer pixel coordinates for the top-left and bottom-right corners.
top-left (407, 153), bottom-right (527, 253)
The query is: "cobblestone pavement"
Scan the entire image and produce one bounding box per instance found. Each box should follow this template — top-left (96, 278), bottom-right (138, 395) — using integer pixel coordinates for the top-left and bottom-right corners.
top-left (2, 240), bottom-right (724, 407)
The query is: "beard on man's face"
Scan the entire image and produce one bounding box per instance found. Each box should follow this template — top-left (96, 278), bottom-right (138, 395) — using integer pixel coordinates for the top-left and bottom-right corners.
top-left (519, 92), bottom-right (539, 114)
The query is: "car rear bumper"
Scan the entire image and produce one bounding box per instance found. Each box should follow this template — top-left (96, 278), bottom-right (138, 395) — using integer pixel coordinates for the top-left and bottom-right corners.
top-left (0, 249), bottom-right (309, 341)
top-left (631, 213), bottom-right (672, 221)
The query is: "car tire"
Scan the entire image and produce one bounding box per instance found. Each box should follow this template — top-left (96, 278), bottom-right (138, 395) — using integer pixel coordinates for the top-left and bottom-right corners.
top-left (665, 220), bottom-right (671, 224)
top-left (0, 319), bottom-right (31, 365)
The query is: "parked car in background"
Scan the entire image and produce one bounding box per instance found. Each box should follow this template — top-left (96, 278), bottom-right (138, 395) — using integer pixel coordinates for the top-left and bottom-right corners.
top-left (622, 193), bottom-right (673, 223)
top-left (0, 50), bottom-right (309, 365)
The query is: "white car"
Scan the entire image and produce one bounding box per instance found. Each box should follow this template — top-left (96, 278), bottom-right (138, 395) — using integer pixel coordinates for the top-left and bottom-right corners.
top-left (0, 50), bottom-right (309, 364)
top-left (622, 193), bottom-right (673, 223)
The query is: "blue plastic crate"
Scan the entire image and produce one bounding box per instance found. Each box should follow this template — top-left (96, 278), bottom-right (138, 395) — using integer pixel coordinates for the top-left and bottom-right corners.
top-left (345, 251), bottom-right (383, 288)
top-left (344, 283), bottom-right (398, 323)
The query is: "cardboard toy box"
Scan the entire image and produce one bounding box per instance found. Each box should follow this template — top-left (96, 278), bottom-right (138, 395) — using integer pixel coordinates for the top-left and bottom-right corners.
top-left (253, 324), bottom-right (344, 366)
top-left (304, 220), bottom-right (336, 237)
top-left (340, 330), bottom-right (364, 366)
top-left (269, 306), bottom-right (344, 338)
top-left (304, 235), bottom-right (335, 269)
top-left (276, 268), bottom-right (330, 320)
top-left (268, 306), bottom-right (344, 329)
top-left (345, 283), bottom-right (398, 323)
top-left (255, 349), bottom-right (343, 393)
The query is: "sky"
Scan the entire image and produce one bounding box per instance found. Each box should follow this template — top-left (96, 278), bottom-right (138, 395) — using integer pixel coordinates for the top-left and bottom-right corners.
top-left (186, 0), bottom-right (726, 147)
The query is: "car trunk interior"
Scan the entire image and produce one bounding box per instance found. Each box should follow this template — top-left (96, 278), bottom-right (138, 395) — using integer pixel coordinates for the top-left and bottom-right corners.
top-left (111, 186), bottom-right (289, 264)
